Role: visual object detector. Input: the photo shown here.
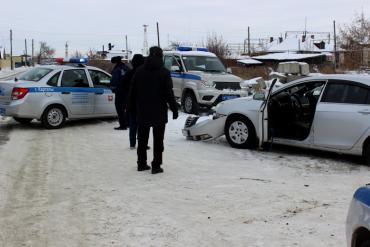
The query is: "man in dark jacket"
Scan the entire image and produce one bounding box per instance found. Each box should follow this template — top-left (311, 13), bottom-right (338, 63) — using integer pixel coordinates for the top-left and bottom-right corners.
top-left (128, 47), bottom-right (178, 174)
top-left (110, 56), bottom-right (129, 130)
top-left (121, 54), bottom-right (145, 148)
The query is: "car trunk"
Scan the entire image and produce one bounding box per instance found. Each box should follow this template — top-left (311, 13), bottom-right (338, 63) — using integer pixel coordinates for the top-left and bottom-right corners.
top-left (0, 80), bottom-right (16, 105)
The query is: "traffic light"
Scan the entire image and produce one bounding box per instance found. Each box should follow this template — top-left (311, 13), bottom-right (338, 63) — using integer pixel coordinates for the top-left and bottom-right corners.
top-left (108, 43), bottom-right (114, 50)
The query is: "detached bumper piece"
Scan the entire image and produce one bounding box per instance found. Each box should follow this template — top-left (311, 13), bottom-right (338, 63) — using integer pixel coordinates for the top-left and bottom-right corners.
top-left (182, 115), bottom-right (226, 141)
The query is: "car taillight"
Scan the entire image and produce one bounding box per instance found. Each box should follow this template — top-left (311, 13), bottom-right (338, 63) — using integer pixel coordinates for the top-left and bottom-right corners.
top-left (11, 87), bottom-right (29, 100)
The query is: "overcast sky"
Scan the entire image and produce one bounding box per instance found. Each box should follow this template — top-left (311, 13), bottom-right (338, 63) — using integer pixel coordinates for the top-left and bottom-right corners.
top-left (0, 0), bottom-right (369, 56)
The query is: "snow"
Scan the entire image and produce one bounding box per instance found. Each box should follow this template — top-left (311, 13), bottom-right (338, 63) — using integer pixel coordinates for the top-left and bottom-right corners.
top-left (0, 67), bottom-right (29, 80)
top-left (268, 35), bottom-right (336, 53)
top-left (237, 58), bottom-right (263, 65)
top-left (253, 52), bottom-right (325, 61)
top-left (0, 115), bottom-right (369, 246)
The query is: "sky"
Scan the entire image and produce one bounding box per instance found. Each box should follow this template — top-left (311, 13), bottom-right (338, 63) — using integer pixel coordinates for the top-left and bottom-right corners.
top-left (0, 0), bottom-right (369, 57)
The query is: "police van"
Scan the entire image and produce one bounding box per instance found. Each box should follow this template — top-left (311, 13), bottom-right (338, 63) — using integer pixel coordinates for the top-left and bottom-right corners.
top-left (0, 59), bottom-right (116, 129)
top-left (163, 46), bottom-right (247, 114)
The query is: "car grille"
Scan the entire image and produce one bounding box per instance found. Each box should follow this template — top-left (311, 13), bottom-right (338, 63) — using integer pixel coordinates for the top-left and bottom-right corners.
top-left (185, 116), bottom-right (200, 127)
top-left (214, 81), bottom-right (241, 90)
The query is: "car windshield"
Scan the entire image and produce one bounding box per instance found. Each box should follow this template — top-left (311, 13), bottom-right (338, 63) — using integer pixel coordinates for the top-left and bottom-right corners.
top-left (182, 56), bottom-right (226, 73)
top-left (18, 68), bottom-right (53, 82)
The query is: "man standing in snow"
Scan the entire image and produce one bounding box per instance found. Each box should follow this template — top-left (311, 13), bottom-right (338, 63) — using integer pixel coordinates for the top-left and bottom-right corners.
top-left (128, 46), bottom-right (178, 174)
top-left (110, 56), bottom-right (129, 130)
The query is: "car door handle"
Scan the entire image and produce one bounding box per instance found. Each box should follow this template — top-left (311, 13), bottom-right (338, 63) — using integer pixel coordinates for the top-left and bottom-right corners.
top-left (61, 92), bottom-right (70, 95)
top-left (358, 110), bottom-right (370, 115)
top-left (95, 92), bottom-right (104, 95)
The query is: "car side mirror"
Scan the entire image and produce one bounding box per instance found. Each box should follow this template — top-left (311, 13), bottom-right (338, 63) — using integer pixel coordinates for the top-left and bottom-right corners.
top-left (227, 68), bottom-right (232, 74)
top-left (171, 65), bottom-right (181, 72)
top-left (253, 92), bottom-right (266, 100)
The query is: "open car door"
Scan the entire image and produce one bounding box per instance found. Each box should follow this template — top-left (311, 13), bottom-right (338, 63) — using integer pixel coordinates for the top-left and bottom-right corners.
top-left (258, 79), bottom-right (277, 147)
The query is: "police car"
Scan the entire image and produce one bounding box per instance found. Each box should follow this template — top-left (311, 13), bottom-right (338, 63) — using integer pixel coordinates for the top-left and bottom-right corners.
top-left (0, 59), bottom-right (116, 129)
top-left (346, 185), bottom-right (370, 247)
top-left (163, 46), bottom-right (246, 114)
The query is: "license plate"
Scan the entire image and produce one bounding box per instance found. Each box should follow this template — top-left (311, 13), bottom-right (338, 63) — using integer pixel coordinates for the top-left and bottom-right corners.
top-left (222, 95), bottom-right (239, 101)
top-left (182, 129), bottom-right (190, 136)
top-left (0, 108), bottom-right (5, 116)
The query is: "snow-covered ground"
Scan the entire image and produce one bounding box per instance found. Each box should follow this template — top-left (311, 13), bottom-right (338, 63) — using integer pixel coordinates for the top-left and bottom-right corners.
top-left (0, 113), bottom-right (369, 247)
top-left (0, 67), bottom-right (29, 80)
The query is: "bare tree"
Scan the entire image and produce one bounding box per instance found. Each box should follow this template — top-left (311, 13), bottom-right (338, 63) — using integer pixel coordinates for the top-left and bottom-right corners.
top-left (206, 33), bottom-right (228, 59)
top-left (339, 12), bottom-right (370, 68)
top-left (37, 42), bottom-right (55, 64)
top-left (340, 12), bottom-right (370, 50)
top-left (87, 49), bottom-right (100, 59)
top-left (73, 50), bottom-right (83, 58)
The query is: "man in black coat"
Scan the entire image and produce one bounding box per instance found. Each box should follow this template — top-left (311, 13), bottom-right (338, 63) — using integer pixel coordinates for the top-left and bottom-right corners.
top-left (128, 47), bottom-right (178, 174)
top-left (110, 56), bottom-right (129, 130)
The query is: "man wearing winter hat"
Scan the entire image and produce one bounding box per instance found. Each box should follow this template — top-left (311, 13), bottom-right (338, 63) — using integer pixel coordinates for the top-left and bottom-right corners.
top-left (110, 56), bottom-right (129, 130)
top-left (128, 47), bottom-right (178, 174)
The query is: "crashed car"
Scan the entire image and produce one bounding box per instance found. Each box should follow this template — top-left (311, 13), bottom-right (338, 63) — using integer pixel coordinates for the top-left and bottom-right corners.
top-left (346, 185), bottom-right (370, 247)
top-left (183, 74), bottom-right (370, 164)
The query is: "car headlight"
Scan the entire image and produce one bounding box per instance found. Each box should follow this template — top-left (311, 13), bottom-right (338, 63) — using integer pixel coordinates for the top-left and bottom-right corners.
top-left (213, 112), bottom-right (227, 120)
top-left (200, 80), bottom-right (215, 88)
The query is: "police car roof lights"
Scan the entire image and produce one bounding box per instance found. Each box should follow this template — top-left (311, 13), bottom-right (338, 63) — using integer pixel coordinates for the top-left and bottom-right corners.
top-left (177, 46), bottom-right (208, 52)
top-left (69, 58), bottom-right (88, 64)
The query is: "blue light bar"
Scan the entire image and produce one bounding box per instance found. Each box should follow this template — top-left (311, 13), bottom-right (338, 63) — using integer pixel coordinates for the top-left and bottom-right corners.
top-left (177, 46), bottom-right (192, 51)
top-left (176, 46), bottom-right (208, 52)
top-left (69, 58), bottom-right (88, 64)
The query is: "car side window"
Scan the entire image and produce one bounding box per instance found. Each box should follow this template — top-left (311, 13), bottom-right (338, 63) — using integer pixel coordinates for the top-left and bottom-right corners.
top-left (88, 70), bottom-right (111, 88)
top-left (61, 69), bottom-right (90, 88)
top-left (47, 72), bottom-right (61, 87)
top-left (164, 56), bottom-right (172, 70)
top-left (321, 81), bottom-right (370, 104)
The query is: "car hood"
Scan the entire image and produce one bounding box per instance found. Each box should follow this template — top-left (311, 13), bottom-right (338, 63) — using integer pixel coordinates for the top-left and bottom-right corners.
top-left (188, 71), bottom-right (242, 83)
top-left (216, 96), bottom-right (263, 115)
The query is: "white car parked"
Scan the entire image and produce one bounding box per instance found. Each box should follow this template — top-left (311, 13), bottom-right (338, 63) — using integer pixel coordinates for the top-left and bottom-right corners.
top-left (183, 74), bottom-right (370, 164)
top-left (0, 63), bottom-right (116, 128)
top-left (346, 185), bottom-right (370, 247)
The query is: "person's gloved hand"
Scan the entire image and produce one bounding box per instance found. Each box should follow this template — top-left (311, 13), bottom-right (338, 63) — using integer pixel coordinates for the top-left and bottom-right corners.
top-left (173, 111), bottom-right (178, 120)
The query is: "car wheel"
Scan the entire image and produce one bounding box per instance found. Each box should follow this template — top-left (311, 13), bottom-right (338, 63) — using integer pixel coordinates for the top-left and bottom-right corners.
top-left (41, 105), bottom-right (66, 129)
top-left (225, 116), bottom-right (256, 149)
top-left (182, 92), bottom-right (199, 114)
top-left (361, 240), bottom-right (370, 247)
top-left (13, 117), bottom-right (33, 124)
top-left (364, 141), bottom-right (370, 166)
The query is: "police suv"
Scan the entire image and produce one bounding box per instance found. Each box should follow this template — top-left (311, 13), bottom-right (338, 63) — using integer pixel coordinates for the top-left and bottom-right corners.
top-left (346, 185), bottom-right (370, 247)
top-left (163, 47), bottom-right (246, 114)
top-left (0, 59), bottom-right (116, 129)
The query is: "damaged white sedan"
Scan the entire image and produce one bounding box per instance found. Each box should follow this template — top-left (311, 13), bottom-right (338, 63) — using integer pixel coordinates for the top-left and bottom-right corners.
top-left (183, 74), bottom-right (370, 164)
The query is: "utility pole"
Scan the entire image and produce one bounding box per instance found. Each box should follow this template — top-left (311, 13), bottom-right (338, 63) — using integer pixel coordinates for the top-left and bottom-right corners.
top-left (65, 41), bottom-right (68, 60)
top-left (10, 29), bottom-right (13, 70)
top-left (143, 24), bottom-right (149, 56)
top-left (125, 35), bottom-right (128, 61)
top-left (156, 22), bottom-right (160, 47)
top-left (24, 39), bottom-right (28, 66)
top-left (31, 39), bottom-right (34, 66)
top-left (333, 20), bottom-right (337, 70)
top-left (248, 26), bottom-right (251, 56)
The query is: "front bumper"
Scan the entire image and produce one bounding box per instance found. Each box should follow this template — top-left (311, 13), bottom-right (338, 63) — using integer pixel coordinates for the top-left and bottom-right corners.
top-left (182, 115), bottom-right (226, 141)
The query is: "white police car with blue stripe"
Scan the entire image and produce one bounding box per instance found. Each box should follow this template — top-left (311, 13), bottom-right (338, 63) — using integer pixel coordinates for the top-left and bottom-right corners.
top-left (0, 59), bottom-right (116, 128)
top-left (346, 185), bottom-right (370, 247)
top-left (164, 47), bottom-right (247, 114)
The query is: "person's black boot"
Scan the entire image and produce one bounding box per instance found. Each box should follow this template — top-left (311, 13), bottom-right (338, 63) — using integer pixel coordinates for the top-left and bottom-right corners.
top-left (151, 166), bottom-right (163, 174)
top-left (137, 164), bottom-right (151, 171)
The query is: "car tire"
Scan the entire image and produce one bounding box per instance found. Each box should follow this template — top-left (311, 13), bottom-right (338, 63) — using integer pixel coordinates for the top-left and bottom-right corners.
top-left (41, 105), bottom-right (66, 129)
top-left (225, 116), bottom-right (256, 149)
top-left (13, 117), bottom-right (33, 124)
top-left (182, 92), bottom-right (199, 114)
top-left (361, 240), bottom-right (370, 247)
top-left (364, 141), bottom-right (370, 166)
